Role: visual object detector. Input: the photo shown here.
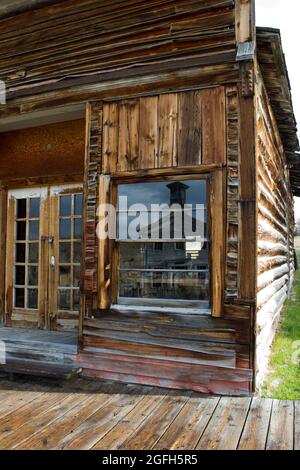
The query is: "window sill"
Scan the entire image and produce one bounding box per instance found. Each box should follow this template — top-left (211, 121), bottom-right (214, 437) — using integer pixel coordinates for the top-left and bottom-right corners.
top-left (111, 303), bottom-right (211, 316)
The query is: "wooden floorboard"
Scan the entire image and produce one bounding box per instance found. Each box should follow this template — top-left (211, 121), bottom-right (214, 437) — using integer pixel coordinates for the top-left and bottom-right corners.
top-left (0, 377), bottom-right (298, 450)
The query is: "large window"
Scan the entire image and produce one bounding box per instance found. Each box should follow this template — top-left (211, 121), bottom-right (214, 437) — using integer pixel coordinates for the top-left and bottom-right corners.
top-left (116, 178), bottom-right (209, 308)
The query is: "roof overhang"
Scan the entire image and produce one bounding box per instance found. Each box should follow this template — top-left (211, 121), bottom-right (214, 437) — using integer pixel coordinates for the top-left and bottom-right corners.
top-left (257, 27), bottom-right (300, 196)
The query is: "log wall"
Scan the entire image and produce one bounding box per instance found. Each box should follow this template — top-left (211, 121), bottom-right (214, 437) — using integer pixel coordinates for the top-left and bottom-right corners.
top-left (256, 73), bottom-right (295, 387)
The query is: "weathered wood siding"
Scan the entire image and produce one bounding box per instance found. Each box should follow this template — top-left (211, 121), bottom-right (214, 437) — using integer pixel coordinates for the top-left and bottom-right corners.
top-left (102, 89), bottom-right (226, 173)
top-left (256, 75), bottom-right (295, 387)
top-left (0, 0), bottom-right (236, 97)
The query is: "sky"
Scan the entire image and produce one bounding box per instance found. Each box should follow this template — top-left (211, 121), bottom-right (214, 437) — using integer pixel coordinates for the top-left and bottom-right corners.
top-left (256, 0), bottom-right (300, 220)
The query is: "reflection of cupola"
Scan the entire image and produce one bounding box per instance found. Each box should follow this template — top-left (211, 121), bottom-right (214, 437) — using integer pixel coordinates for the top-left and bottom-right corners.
top-left (167, 181), bottom-right (189, 207)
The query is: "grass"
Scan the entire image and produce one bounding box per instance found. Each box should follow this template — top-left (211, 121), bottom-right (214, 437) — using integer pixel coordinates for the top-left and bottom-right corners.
top-left (261, 250), bottom-right (300, 400)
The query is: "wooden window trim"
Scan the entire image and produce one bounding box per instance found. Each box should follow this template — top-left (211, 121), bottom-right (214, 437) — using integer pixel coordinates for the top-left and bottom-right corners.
top-left (98, 167), bottom-right (225, 317)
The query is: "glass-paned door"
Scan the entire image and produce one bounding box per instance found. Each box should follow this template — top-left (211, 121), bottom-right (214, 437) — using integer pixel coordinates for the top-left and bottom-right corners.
top-left (6, 187), bottom-right (48, 327)
top-left (49, 186), bottom-right (83, 331)
top-left (5, 185), bottom-right (83, 331)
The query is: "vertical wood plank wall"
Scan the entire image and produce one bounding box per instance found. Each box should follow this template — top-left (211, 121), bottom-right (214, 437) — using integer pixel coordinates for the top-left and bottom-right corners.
top-left (256, 76), bottom-right (295, 387)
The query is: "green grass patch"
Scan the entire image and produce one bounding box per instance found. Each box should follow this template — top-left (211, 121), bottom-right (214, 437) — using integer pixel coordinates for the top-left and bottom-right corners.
top-left (261, 251), bottom-right (300, 400)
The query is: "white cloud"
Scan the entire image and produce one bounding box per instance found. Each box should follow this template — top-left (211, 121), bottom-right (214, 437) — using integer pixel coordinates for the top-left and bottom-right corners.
top-left (256, 0), bottom-right (300, 215)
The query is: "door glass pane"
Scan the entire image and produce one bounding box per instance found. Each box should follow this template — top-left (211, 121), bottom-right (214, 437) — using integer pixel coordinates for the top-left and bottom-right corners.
top-left (16, 243), bottom-right (26, 263)
top-left (15, 265), bottom-right (25, 285)
top-left (59, 242), bottom-right (71, 263)
top-left (74, 194), bottom-right (83, 216)
top-left (29, 220), bottom-right (39, 241)
top-left (74, 219), bottom-right (82, 239)
top-left (28, 289), bottom-right (38, 309)
top-left (15, 288), bottom-right (25, 308)
top-left (29, 198), bottom-right (40, 218)
top-left (60, 195), bottom-right (72, 217)
top-left (28, 243), bottom-right (39, 263)
top-left (73, 290), bottom-right (80, 311)
top-left (28, 266), bottom-right (38, 286)
top-left (73, 266), bottom-right (80, 288)
top-left (17, 199), bottom-right (27, 219)
top-left (16, 221), bottom-right (26, 240)
top-left (74, 242), bottom-right (81, 263)
top-left (59, 219), bottom-right (71, 239)
top-left (59, 266), bottom-right (72, 287)
top-left (58, 290), bottom-right (71, 310)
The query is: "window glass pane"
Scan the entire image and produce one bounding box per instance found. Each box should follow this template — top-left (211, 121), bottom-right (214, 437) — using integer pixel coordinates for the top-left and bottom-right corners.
top-left (119, 271), bottom-right (209, 301)
top-left (74, 219), bottom-right (82, 239)
top-left (28, 289), bottom-right (38, 309)
top-left (15, 288), bottom-right (25, 308)
top-left (29, 220), bottom-right (39, 241)
top-left (118, 179), bottom-right (209, 305)
top-left (59, 266), bottom-right (72, 287)
top-left (15, 265), bottom-right (25, 285)
top-left (60, 195), bottom-right (72, 217)
top-left (74, 194), bottom-right (83, 216)
top-left (59, 219), bottom-right (71, 239)
top-left (16, 243), bottom-right (26, 263)
top-left (29, 198), bottom-right (40, 218)
top-left (28, 266), bottom-right (38, 286)
top-left (17, 199), bottom-right (27, 219)
top-left (120, 242), bottom-right (209, 270)
top-left (16, 221), bottom-right (26, 240)
top-left (59, 242), bottom-right (71, 263)
top-left (58, 290), bottom-right (71, 310)
top-left (29, 243), bottom-right (39, 263)
top-left (74, 242), bottom-right (81, 263)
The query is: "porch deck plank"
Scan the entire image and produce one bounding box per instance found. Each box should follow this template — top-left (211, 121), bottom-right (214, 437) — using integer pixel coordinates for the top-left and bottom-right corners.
top-left (0, 377), bottom-right (298, 450)
top-left (56, 385), bottom-right (149, 450)
top-left (119, 392), bottom-right (191, 450)
top-left (153, 395), bottom-right (220, 450)
top-left (266, 400), bottom-right (294, 450)
top-left (196, 397), bottom-right (252, 450)
top-left (238, 397), bottom-right (273, 450)
top-left (92, 390), bottom-right (168, 450)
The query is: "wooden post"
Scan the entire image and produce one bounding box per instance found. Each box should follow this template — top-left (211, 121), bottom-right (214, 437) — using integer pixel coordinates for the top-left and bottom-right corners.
top-left (0, 190), bottom-right (7, 323)
top-left (211, 168), bottom-right (225, 317)
top-left (236, 0), bottom-right (256, 44)
top-left (98, 174), bottom-right (112, 310)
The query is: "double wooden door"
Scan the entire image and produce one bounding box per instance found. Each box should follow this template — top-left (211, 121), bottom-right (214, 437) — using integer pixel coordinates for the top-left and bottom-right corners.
top-left (5, 184), bottom-right (83, 331)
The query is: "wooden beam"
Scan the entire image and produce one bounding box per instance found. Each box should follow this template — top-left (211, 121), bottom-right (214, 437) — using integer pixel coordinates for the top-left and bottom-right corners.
top-left (211, 168), bottom-right (225, 318)
top-left (98, 175), bottom-right (112, 310)
top-left (239, 74), bottom-right (257, 301)
top-left (235, 0), bottom-right (256, 44)
top-left (0, 190), bottom-right (7, 322)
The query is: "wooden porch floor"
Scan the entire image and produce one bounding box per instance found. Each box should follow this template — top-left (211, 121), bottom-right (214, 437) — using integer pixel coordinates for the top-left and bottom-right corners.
top-left (0, 376), bottom-right (298, 450)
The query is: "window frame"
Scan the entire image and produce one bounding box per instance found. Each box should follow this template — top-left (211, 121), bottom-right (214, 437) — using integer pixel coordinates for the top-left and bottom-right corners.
top-left (110, 173), bottom-right (215, 314)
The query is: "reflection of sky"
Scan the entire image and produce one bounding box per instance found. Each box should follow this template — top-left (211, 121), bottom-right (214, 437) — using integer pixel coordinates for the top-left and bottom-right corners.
top-left (118, 180), bottom-right (207, 240)
top-left (118, 180), bottom-right (207, 208)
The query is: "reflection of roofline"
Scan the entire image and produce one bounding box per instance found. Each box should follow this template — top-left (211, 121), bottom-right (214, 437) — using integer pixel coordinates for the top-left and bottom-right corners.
top-left (257, 27), bottom-right (300, 195)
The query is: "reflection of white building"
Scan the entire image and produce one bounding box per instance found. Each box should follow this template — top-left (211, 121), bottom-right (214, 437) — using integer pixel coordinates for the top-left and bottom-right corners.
top-left (120, 182), bottom-right (209, 300)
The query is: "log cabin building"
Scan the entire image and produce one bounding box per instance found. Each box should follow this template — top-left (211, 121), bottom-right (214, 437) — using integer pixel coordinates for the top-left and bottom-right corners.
top-left (0, 0), bottom-right (299, 395)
